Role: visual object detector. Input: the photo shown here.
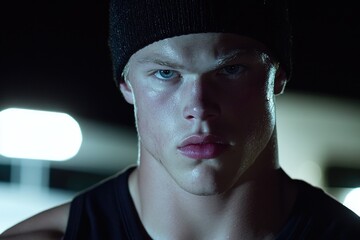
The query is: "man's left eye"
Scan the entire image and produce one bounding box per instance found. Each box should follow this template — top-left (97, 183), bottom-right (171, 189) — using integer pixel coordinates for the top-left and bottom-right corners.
top-left (219, 65), bottom-right (245, 75)
top-left (154, 70), bottom-right (178, 80)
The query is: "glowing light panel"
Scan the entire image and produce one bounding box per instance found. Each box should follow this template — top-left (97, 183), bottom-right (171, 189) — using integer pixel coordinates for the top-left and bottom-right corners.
top-left (343, 188), bottom-right (360, 216)
top-left (0, 108), bottom-right (82, 161)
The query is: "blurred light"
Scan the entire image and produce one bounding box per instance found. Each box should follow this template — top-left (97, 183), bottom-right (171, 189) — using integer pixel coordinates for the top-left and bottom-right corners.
top-left (343, 188), bottom-right (360, 216)
top-left (297, 160), bottom-right (323, 187)
top-left (0, 108), bottom-right (82, 161)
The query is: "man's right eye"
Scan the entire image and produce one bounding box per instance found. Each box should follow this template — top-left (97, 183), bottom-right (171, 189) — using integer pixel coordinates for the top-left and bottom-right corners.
top-left (154, 70), bottom-right (179, 80)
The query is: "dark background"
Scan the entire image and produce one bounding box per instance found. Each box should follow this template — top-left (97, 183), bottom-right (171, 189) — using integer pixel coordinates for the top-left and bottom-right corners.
top-left (1, 1), bottom-right (359, 130)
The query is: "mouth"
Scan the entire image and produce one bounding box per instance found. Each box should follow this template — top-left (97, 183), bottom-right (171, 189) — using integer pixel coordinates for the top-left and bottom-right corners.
top-left (177, 135), bottom-right (230, 160)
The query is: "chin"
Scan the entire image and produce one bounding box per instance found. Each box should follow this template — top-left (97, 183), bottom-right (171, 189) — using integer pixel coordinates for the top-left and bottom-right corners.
top-left (177, 166), bottom-right (236, 196)
top-left (181, 183), bottom-right (225, 196)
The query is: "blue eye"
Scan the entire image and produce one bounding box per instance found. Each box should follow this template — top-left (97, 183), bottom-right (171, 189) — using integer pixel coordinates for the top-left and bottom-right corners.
top-left (154, 70), bottom-right (178, 80)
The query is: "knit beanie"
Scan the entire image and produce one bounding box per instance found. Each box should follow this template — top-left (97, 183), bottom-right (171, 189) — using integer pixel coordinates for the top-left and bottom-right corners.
top-left (108, 0), bottom-right (292, 86)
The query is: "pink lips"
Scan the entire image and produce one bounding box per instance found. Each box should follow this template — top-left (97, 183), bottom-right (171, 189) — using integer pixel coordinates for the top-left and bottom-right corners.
top-left (177, 135), bottom-right (229, 159)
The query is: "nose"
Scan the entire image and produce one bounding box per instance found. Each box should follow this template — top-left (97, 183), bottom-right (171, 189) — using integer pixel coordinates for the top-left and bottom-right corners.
top-left (182, 78), bottom-right (220, 121)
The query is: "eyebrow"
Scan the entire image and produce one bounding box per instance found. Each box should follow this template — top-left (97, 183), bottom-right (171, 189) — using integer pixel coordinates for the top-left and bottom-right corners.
top-left (137, 56), bottom-right (185, 69)
top-left (216, 48), bottom-right (259, 66)
top-left (136, 48), bottom-right (264, 69)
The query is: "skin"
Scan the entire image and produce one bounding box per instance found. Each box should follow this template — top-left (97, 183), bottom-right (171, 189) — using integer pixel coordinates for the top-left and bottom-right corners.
top-left (0, 33), bottom-right (296, 240)
top-left (0, 203), bottom-right (69, 239)
top-left (123, 33), bottom-right (295, 239)
top-left (123, 33), bottom-right (283, 195)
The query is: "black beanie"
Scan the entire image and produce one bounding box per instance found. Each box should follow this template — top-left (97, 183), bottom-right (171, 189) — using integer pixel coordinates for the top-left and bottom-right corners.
top-left (108, 0), bottom-right (292, 86)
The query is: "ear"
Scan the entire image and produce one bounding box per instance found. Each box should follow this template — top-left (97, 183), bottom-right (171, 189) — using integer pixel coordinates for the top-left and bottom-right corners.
top-left (119, 80), bottom-right (135, 104)
top-left (274, 67), bottom-right (288, 95)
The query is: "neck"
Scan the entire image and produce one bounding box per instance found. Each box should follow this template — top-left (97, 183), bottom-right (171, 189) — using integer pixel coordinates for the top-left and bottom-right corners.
top-left (129, 132), bottom-right (296, 240)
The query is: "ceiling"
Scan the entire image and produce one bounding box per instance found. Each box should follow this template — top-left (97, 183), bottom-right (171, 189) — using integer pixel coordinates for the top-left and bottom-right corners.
top-left (1, 1), bottom-right (359, 130)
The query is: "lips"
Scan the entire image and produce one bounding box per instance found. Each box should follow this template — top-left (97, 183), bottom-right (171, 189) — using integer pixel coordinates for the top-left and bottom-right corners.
top-left (178, 135), bottom-right (229, 159)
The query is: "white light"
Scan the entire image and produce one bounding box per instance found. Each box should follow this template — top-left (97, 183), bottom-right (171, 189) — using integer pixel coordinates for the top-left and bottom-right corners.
top-left (343, 188), bottom-right (360, 216)
top-left (0, 108), bottom-right (82, 161)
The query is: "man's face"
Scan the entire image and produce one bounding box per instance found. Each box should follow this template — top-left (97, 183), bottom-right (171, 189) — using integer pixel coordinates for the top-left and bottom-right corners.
top-left (121, 33), bottom-right (286, 195)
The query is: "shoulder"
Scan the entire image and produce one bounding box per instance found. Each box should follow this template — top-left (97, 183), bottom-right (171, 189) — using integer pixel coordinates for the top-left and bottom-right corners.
top-left (0, 167), bottom-right (137, 240)
top-left (0, 202), bottom-right (70, 239)
top-left (280, 179), bottom-right (360, 239)
top-left (63, 166), bottom-right (143, 239)
top-left (294, 180), bottom-right (358, 220)
top-left (74, 165), bottom-right (135, 203)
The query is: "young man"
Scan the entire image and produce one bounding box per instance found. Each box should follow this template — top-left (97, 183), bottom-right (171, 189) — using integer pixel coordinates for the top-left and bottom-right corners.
top-left (1, 0), bottom-right (360, 239)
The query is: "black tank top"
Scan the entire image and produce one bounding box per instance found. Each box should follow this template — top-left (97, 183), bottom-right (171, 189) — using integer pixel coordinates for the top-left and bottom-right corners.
top-left (63, 166), bottom-right (360, 239)
top-left (63, 166), bottom-right (151, 240)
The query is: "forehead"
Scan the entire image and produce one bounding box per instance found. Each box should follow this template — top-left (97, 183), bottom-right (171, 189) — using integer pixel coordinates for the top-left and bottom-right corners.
top-left (130, 33), bottom-right (270, 64)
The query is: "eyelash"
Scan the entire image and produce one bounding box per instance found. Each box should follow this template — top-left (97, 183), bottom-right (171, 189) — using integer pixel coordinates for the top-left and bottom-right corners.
top-left (151, 64), bottom-right (246, 81)
top-left (217, 64), bottom-right (246, 78)
top-left (153, 70), bottom-right (180, 81)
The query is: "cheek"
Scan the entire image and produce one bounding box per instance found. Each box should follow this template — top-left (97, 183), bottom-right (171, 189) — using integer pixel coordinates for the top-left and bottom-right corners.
top-left (133, 87), bottom-right (178, 143)
top-left (221, 72), bottom-right (276, 140)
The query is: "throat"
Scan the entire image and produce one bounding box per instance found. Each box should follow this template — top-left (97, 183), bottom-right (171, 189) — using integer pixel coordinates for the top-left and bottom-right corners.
top-left (130, 165), bottom-right (297, 240)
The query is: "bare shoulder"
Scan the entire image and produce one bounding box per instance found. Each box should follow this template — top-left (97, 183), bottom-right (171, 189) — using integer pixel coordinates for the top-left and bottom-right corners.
top-left (0, 202), bottom-right (70, 240)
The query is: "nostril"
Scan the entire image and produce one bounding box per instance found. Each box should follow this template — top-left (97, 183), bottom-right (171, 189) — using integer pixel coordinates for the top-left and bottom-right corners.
top-left (183, 105), bottom-right (220, 121)
top-left (185, 115), bottom-right (195, 120)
